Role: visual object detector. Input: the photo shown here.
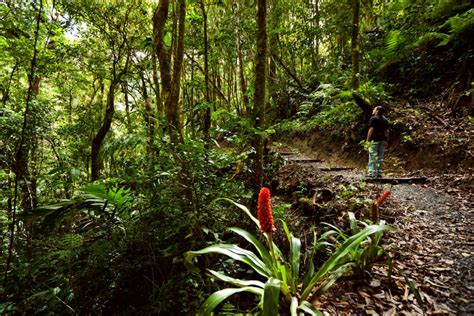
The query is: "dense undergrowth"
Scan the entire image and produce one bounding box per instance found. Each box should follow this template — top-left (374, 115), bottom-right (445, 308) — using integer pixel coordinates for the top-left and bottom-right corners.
top-left (1, 140), bottom-right (253, 314)
top-left (1, 0), bottom-right (473, 314)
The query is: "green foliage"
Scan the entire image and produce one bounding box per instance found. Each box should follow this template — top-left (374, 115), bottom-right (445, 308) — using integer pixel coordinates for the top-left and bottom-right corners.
top-left (310, 101), bottom-right (362, 128)
top-left (16, 183), bottom-right (134, 236)
top-left (81, 183), bottom-right (133, 218)
top-left (328, 212), bottom-right (397, 277)
top-left (275, 82), bottom-right (367, 134)
top-left (441, 8), bottom-right (474, 43)
top-left (1, 0), bottom-right (471, 314)
top-left (386, 30), bottom-right (404, 55)
top-left (186, 199), bottom-right (393, 314)
top-left (373, 0), bottom-right (474, 97)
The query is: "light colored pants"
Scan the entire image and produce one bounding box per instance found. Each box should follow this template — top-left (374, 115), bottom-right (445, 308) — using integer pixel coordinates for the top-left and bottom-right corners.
top-left (368, 141), bottom-right (386, 177)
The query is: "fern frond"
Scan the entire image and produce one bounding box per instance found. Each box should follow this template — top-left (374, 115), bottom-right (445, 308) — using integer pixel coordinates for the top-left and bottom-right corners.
top-left (444, 8), bottom-right (474, 36)
top-left (415, 32), bottom-right (450, 47)
top-left (386, 30), bottom-right (402, 54)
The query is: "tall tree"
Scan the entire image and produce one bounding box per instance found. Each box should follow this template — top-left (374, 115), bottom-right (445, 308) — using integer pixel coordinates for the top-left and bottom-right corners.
top-left (153, 0), bottom-right (186, 145)
top-left (253, 0), bottom-right (267, 193)
top-left (89, 6), bottom-right (133, 180)
top-left (200, 0), bottom-right (211, 142)
top-left (351, 0), bottom-right (360, 90)
top-left (5, 0), bottom-right (45, 283)
top-left (62, 2), bottom-right (138, 181)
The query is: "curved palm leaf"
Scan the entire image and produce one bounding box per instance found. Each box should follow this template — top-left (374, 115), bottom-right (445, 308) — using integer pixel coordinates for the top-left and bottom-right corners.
top-left (213, 197), bottom-right (259, 227)
top-left (228, 227), bottom-right (274, 269)
top-left (197, 287), bottom-right (263, 316)
top-left (207, 270), bottom-right (265, 288)
top-left (188, 244), bottom-right (272, 277)
top-left (298, 301), bottom-right (323, 316)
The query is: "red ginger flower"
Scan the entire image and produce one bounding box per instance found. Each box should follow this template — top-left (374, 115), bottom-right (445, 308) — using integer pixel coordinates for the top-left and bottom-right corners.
top-left (374, 191), bottom-right (391, 207)
top-left (258, 187), bottom-right (275, 233)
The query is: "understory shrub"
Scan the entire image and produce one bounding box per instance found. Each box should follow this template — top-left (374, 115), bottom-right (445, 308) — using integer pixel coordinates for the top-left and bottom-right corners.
top-left (186, 189), bottom-right (394, 315)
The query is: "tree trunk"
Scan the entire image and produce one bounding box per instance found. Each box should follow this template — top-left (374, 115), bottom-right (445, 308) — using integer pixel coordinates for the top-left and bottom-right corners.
top-left (268, 0), bottom-right (280, 89)
top-left (153, 0), bottom-right (185, 144)
top-left (170, 0), bottom-right (185, 143)
top-left (122, 82), bottom-right (133, 133)
top-left (141, 73), bottom-right (155, 161)
top-left (5, 0), bottom-right (43, 285)
top-left (90, 47), bottom-right (129, 182)
top-left (237, 35), bottom-right (249, 115)
top-left (91, 80), bottom-right (117, 181)
top-left (253, 0), bottom-right (267, 195)
top-left (185, 52), bottom-right (229, 103)
top-left (272, 53), bottom-right (308, 93)
top-left (200, 0), bottom-right (211, 142)
top-left (2, 63), bottom-right (18, 106)
top-left (313, 0), bottom-right (320, 70)
top-left (153, 0), bottom-right (196, 213)
top-left (151, 53), bottom-right (162, 114)
top-left (351, 0), bottom-right (360, 90)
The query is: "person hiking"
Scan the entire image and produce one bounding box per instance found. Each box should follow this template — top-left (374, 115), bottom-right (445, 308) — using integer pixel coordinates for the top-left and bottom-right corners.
top-left (366, 106), bottom-right (389, 178)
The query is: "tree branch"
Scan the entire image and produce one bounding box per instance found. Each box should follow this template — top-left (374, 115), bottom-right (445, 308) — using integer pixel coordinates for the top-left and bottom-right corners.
top-left (272, 53), bottom-right (309, 93)
top-left (185, 52), bottom-right (229, 103)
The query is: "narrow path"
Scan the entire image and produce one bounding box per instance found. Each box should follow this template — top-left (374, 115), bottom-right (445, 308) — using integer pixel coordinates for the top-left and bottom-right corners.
top-left (276, 148), bottom-right (473, 315)
top-left (390, 184), bottom-right (473, 314)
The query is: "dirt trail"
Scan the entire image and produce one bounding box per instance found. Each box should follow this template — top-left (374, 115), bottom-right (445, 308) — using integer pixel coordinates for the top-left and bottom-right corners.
top-left (275, 147), bottom-right (473, 315)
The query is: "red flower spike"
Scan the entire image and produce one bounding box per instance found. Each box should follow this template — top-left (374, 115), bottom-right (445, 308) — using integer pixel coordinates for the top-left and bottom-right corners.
top-left (258, 187), bottom-right (276, 234)
top-left (374, 191), bottom-right (391, 207)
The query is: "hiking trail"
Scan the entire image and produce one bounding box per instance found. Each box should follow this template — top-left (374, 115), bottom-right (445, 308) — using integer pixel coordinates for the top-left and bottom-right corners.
top-left (274, 145), bottom-right (473, 315)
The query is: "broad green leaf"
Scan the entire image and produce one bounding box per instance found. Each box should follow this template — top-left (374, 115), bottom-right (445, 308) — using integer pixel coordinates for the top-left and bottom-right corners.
top-left (302, 254), bottom-right (315, 291)
top-left (204, 198), bottom-right (284, 260)
top-left (281, 220), bottom-right (301, 292)
top-left (402, 272), bottom-right (423, 306)
top-left (320, 229), bottom-right (338, 240)
top-left (298, 301), bottom-right (323, 316)
top-left (207, 270), bottom-right (265, 288)
top-left (322, 222), bottom-right (347, 241)
top-left (301, 224), bottom-right (393, 300)
top-left (163, 31), bottom-right (172, 46)
top-left (275, 262), bottom-right (292, 301)
top-left (212, 197), bottom-right (259, 227)
top-left (189, 244), bottom-right (271, 277)
top-left (313, 262), bottom-right (355, 297)
top-left (263, 278), bottom-right (281, 316)
top-left (198, 287), bottom-right (263, 315)
top-left (348, 212), bottom-right (359, 235)
top-left (81, 184), bottom-right (108, 201)
top-left (228, 227), bottom-right (273, 269)
top-left (290, 296), bottom-right (298, 316)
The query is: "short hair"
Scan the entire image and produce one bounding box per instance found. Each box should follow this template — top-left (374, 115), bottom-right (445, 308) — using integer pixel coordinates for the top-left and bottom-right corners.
top-left (375, 106), bottom-right (385, 115)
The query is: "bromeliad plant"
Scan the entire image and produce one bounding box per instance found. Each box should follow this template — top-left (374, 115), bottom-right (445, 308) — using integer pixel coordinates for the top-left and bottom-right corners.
top-left (325, 211), bottom-right (397, 278)
top-left (186, 188), bottom-right (394, 315)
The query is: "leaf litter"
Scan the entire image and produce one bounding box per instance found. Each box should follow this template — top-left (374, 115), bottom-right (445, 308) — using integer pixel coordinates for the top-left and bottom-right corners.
top-left (272, 146), bottom-right (473, 315)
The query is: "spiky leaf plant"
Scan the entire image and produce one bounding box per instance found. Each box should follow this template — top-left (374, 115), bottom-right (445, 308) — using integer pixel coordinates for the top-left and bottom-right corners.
top-left (186, 189), bottom-right (394, 315)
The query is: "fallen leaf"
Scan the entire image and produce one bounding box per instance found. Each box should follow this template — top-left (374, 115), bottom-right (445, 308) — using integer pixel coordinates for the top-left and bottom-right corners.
top-left (382, 307), bottom-right (397, 316)
top-left (370, 279), bottom-right (381, 288)
top-left (403, 285), bottom-right (409, 301)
